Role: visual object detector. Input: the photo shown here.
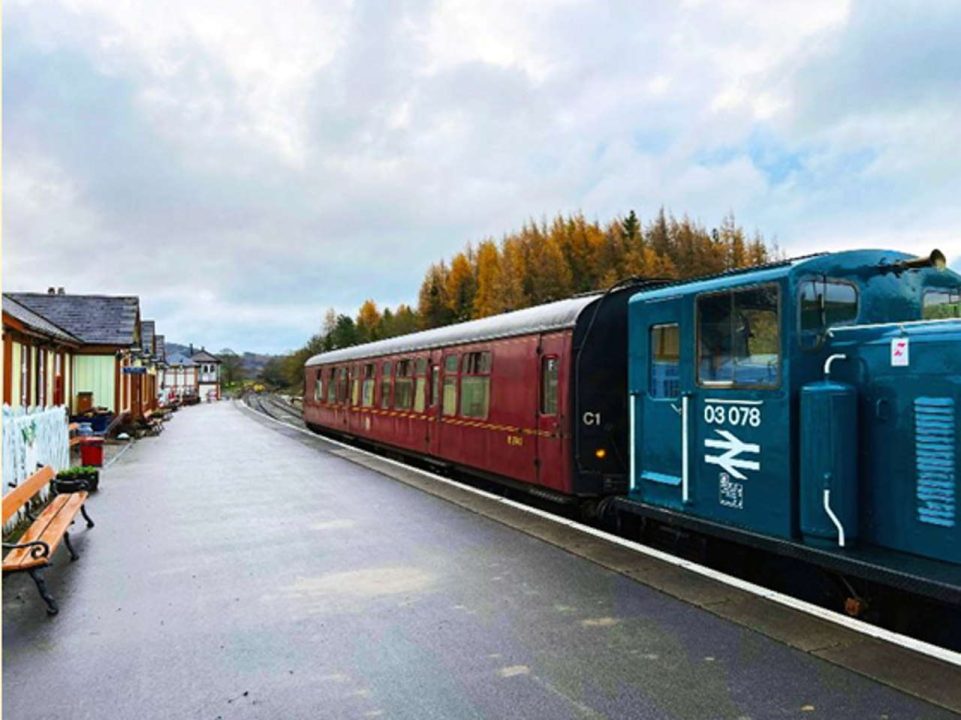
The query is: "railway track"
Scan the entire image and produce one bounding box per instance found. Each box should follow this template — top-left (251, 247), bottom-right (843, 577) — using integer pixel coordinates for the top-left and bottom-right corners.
top-left (243, 391), bottom-right (961, 655)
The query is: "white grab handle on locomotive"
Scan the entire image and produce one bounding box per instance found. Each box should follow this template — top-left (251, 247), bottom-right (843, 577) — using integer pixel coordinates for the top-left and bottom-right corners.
top-left (823, 488), bottom-right (846, 548)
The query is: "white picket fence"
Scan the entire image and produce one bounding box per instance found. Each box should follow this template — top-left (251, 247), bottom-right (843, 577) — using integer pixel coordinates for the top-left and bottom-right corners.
top-left (2, 405), bottom-right (70, 532)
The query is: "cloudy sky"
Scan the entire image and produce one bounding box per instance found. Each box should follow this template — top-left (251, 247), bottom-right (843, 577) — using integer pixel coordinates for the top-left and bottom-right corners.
top-left (5, 0), bottom-right (961, 353)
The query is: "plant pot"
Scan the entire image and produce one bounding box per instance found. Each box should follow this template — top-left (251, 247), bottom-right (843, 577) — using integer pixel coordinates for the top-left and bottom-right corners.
top-left (54, 470), bottom-right (100, 493)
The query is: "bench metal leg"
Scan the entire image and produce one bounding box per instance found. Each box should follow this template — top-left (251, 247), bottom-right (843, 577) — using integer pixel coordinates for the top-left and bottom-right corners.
top-left (80, 504), bottom-right (95, 529)
top-left (27, 569), bottom-right (58, 616)
top-left (63, 531), bottom-right (79, 562)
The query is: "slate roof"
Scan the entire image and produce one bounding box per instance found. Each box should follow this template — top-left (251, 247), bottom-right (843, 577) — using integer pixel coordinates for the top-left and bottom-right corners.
top-left (8, 293), bottom-right (140, 346)
top-left (141, 320), bottom-right (156, 356)
top-left (166, 352), bottom-right (196, 367)
top-left (191, 349), bottom-right (221, 363)
top-left (2, 294), bottom-right (81, 345)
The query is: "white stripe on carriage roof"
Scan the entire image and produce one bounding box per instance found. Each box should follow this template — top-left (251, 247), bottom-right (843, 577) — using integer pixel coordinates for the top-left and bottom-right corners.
top-left (306, 293), bottom-right (603, 367)
top-left (241, 399), bottom-right (961, 669)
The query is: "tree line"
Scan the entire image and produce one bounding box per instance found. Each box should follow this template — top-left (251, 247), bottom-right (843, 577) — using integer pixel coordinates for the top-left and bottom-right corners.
top-left (260, 208), bottom-right (777, 389)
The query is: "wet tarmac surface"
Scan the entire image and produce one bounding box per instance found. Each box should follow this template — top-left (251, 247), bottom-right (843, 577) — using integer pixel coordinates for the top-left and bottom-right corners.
top-left (3, 402), bottom-right (955, 719)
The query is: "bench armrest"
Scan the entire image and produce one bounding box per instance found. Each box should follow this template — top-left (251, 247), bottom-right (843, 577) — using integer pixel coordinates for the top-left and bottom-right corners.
top-left (3, 540), bottom-right (51, 560)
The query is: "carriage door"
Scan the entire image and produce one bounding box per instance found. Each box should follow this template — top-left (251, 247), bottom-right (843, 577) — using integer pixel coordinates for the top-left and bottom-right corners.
top-left (635, 297), bottom-right (688, 510)
top-left (536, 334), bottom-right (567, 492)
top-left (426, 352), bottom-right (442, 456)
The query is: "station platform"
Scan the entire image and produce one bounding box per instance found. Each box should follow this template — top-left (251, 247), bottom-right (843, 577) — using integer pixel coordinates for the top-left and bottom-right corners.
top-left (3, 402), bottom-right (957, 719)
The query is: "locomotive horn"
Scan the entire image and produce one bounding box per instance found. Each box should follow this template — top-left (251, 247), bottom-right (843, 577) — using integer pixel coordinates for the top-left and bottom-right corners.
top-left (892, 249), bottom-right (947, 272)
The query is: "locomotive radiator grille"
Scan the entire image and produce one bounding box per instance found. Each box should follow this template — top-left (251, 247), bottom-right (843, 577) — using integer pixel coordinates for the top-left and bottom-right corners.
top-left (914, 397), bottom-right (956, 528)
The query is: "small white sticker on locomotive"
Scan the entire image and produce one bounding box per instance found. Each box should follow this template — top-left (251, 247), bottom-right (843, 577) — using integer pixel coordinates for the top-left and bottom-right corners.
top-left (704, 429), bottom-right (760, 480)
top-left (891, 337), bottom-right (909, 367)
top-left (718, 473), bottom-right (744, 509)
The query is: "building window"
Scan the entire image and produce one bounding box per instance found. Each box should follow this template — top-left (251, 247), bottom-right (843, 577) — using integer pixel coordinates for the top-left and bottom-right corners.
top-left (698, 285), bottom-right (780, 387)
top-left (442, 355), bottom-right (458, 416)
top-left (460, 351), bottom-right (491, 418)
top-left (394, 359), bottom-right (414, 410)
top-left (650, 324), bottom-right (680, 399)
top-left (413, 358), bottom-right (428, 412)
top-left (36, 348), bottom-right (46, 406)
top-left (20, 346), bottom-right (30, 406)
top-left (380, 361), bottom-right (392, 408)
top-left (923, 289), bottom-right (961, 319)
top-left (541, 356), bottom-right (559, 414)
top-left (361, 363), bottom-right (375, 407)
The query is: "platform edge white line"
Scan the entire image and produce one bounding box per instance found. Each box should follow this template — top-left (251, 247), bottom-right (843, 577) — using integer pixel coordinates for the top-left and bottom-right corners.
top-left (236, 399), bottom-right (961, 669)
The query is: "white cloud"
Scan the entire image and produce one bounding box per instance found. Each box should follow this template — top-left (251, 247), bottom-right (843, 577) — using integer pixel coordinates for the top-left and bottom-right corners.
top-left (5, 0), bottom-right (961, 352)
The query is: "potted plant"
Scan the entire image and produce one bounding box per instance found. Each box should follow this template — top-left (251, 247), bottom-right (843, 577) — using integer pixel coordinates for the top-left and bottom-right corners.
top-left (54, 465), bottom-right (100, 493)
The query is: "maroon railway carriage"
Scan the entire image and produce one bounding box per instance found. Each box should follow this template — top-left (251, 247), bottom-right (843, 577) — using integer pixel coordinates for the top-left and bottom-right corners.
top-left (303, 284), bottom-right (661, 499)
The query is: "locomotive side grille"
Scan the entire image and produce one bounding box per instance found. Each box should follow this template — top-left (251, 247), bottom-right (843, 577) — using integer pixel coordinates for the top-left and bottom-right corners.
top-left (914, 397), bottom-right (956, 528)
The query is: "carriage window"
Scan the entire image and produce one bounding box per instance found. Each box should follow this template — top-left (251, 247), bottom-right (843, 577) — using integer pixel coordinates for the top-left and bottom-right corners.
top-left (326, 368), bottom-right (336, 403)
top-left (800, 280), bottom-right (858, 333)
top-left (361, 363), bottom-right (375, 407)
top-left (442, 355), bottom-right (458, 416)
top-left (429, 364), bottom-right (439, 407)
top-left (336, 366), bottom-right (349, 403)
top-left (541, 356), bottom-right (559, 415)
top-left (351, 365), bottom-right (361, 405)
top-left (314, 373), bottom-right (323, 401)
top-left (924, 289), bottom-right (961, 319)
top-left (394, 359), bottom-right (414, 410)
top-left (380, 361), bottom-right (392, 409)
top-left (460, 351), bottom-right (491, 418)
top-left (650, 324), bottom-right (679, 399)
top-left (698, 285), bottom-right (780, 387)
top-left (414, 358), bottom-right (428, 412)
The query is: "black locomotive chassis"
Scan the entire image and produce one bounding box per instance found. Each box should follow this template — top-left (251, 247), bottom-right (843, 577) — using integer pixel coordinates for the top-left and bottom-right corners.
top-left (613, 496), bottom-right (961, 607)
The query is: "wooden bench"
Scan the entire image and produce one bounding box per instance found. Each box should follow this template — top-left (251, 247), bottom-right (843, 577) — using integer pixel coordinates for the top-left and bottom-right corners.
top-left (2, 466), bottom-right (95, 615)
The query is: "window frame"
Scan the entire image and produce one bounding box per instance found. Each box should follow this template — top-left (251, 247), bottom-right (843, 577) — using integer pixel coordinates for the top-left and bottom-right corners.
top-left (649, 323), bottom-right (680, 400)
top-left (797, 276), bottom-right (860, 349)
top-left (361, 363), bottom-right (376, 407)
top-left (540, 355), bottom-right (559, 416)
top-left (459, 350), bottom-right (492, 419)
top-left (380, 361), bottom-right (393, 409)
top-left (695, 282), bottom-right (783, 390)
top-left (394, 358), bottom-right (414, 410)
top-left (442, 354), bottom-right (459, 416)
top-left (922, 288), bottom-right (961, 319)
top-left (413, 358), bottom-right (428, 413)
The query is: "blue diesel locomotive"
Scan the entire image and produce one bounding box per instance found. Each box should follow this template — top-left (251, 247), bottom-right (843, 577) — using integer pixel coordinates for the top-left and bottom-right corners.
top-left (618, 249), bottom-right (960, 606)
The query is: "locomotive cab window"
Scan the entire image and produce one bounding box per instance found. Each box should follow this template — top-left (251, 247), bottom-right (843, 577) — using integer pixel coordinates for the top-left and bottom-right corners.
top-left (650, 324), bottom-right (679, 399)
top-left (799, 279), bottom-right (858, 341)
top-left (460, 351), bottom-right (491, 419)
top-left (442, 355), bottom-right (458, 416)
top-left (924, 289), bottom-right (961, 319)
top-left (698, 285), bottom-right (780, 387)
top-left (541, 356), bottom-right (559, 415)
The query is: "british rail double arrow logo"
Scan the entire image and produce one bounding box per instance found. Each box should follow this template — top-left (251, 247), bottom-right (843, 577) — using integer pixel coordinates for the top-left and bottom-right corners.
top-left (704, 429), bottom-right (761, 480)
